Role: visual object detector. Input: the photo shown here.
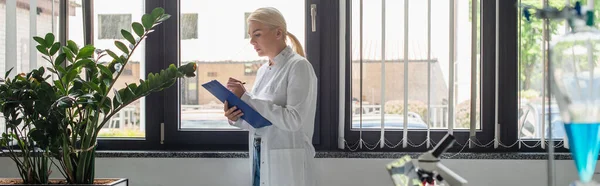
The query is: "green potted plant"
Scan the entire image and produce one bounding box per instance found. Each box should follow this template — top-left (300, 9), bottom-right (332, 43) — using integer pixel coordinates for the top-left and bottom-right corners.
top-left (0, 7), bottom-right (196, 185)
top-left (0, 69), bottom-right (58, 185)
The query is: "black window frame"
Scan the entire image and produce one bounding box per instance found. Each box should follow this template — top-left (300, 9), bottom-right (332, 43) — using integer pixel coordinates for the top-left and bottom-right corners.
top-left (159, 0), bottom-right (328, 151)
top-left (339, 0), bottom-right (497, 152)
top-left (77, 0), bottom-right (550, 153)
top-left (96, 0), bottom-right (166, 151)
top-left (499, 0), bottom-right (569, 153)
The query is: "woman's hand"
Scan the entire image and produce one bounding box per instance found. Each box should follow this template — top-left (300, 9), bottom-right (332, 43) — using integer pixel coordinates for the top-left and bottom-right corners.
top-left (224, 101), bottom-right (244, 121)
top-left (227, 77), bottom-right (246, 98)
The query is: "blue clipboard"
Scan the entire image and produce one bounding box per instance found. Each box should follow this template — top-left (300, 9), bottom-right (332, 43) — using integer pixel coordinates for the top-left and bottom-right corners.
top-left (201, 80), bottom-right (272, 128)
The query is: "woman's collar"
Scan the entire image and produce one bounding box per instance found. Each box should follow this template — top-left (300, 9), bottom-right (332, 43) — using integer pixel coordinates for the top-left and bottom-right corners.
top-left (271, 46), bottom-right (293, 66)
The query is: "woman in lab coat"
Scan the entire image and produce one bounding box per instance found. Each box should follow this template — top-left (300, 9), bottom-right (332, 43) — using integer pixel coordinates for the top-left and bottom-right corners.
top-left (224, 7), bottom-right (318, 186)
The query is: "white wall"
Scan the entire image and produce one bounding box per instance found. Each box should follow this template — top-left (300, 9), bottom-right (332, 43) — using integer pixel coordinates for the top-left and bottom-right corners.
top-left (0, 157), bottom-right (596, 186)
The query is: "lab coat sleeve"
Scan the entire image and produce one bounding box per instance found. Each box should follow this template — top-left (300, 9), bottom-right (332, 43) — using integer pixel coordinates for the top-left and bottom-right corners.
top-left (241, 61), bottom-right (317, 132)
top-left (228, 119), bottom-right (250, 130)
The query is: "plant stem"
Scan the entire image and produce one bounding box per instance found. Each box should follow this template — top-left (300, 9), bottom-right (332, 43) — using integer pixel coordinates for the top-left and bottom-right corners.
top-left (95, 33), bottom-right (147, 118)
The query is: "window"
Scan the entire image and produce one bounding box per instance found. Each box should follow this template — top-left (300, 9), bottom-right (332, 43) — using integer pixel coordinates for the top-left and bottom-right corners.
top-left (156, 0), bottom-right (325, 149)
top-left (1, 0), bottom-right (68, 135)
top-left (343, 0), bottom-right (492, 150)
top-left (94, 0), bottom-right (145, 138)
top-left (3, 0), bottom-right (521, 151)
top-left (98, 14), bottom-right (131, 39)
top-left (516, 0), bottom-right (600, 142)
top-left (177, 0), bottom-right (305, 131)
top-left (181, 13), bottom-right (198, 40)
top-left (348, 0), bottom-right (481, 130)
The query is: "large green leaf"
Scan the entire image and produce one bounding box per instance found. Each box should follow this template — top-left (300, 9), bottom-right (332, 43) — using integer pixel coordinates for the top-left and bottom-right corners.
top-left (126, 84), bottom-right (138, 97)
top-left (113, 96), bottom-right (121, 109)
top-left (46, 67), bottom-right (57, 74)
top-left (117, 89), bottom-right (128, 103)
top-left (157, 14), bottom-right (171, 23)
top-left (131, 22), bottom-right (145, 37)
top-left (5, 68), bottom-right (13, 79)
top-left (36, 45), bottom-right (49, 55)
top-left (55, 53), bottom-right (67, 66)
top-left (67, 40), bottom-right (79, 55)
top-left (76, 45), bottom-right (96, 60)
top-left (62, 69), bottom-right (79, 86)
top-left (177, 63), bottom-right (197, 78)
top-left (113, 89), bottom-right (122, 104)
top-left (45, 33), bottom-right (55, 47)
top-left (151, 7), bottom-right (165, 20)
top-left (84, 82), bottom-right (101, 94)
top-left (49, 42), bottom-right (61, 56)
top-left (33, 36), bottom-right (47, 47)
top-left (62, 47), bottom-right (75, 62)
top-left (121, 30), bottom-right (136, 45)
top-left (97, 65), bottom-right (113, 78)
top-left (141, 14), bottom-right (154, 31)
top-left (102, 78), bottom-right (112, 89)
top-left (55, 65), bottom-right (66, 75)
top-left (102, 97), bottom-right (112, 114)
top-left (123, 84), bottom-right (135, 101)
top-left (114, 41), bottom-right (129, 54)
top-left (105, 50), bottom-right (119, 60)
top-left (147, 73), bottom-right (155, 87)
top-left (70, 59), bottom-right (93, 72)
top-left (136, 80), bottom-right (146, 95)
top-left (71, 78), bottom-right (84, 92)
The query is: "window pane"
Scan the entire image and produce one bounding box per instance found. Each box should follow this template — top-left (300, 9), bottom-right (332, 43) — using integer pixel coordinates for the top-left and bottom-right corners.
top-left (179, 0), bottom-right (305, 130)
top-left (1, 0), bottom-right (61, 78)
top-left (518, 0), bottom-right (573, 140)
top-left (0, 0), bottom-right (62, 135)
top-left (351, 0), bottom-right (481, 130)
top-left (454, 0), bottom-right (480, 129)
top-left (92, 0), bottom-right (145, 138)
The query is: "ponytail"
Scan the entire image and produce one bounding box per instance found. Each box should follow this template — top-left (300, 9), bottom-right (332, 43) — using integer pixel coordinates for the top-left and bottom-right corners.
top-left (248, 7), bottom-right (304, 57)
top-left (286, 31), bottom-right (305, 57)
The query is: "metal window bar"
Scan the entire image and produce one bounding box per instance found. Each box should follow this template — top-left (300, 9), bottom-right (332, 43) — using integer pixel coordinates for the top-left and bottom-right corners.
top-left (494, 0), bottom-right (500, 149)
top-left (59, 0), bottom-right (69, 49)
top-left (518, 0), bottom-right (522, 149)
top-left (402, 0), bottom-right (409, 148)
top-left (427, 0), bottom-right (432, 148)
top-left (379, 0), bottom-right (386, 149)
top-left (541, 0), bottom-right (548, 149)
top-left (359, 0), bottom-right (364, 149)
top-left (469, 0), bottom-right (479, 149)
top-left (449, 0), bottom-right (456, 135)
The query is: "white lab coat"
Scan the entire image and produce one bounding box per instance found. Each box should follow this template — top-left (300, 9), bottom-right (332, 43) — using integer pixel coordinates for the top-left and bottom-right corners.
top-left (230, 46), bottom-right (318, 186)
top-left (232, 46), bottom-right (317, 186)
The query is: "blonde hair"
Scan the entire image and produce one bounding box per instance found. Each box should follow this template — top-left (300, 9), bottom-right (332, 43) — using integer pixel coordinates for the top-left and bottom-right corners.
top-left (247, 7), bottom-right (305, 57)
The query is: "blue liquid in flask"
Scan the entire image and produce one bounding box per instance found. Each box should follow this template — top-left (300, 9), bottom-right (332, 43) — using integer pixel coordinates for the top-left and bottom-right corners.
top-left (565, 122), bottom-right (600, 183)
